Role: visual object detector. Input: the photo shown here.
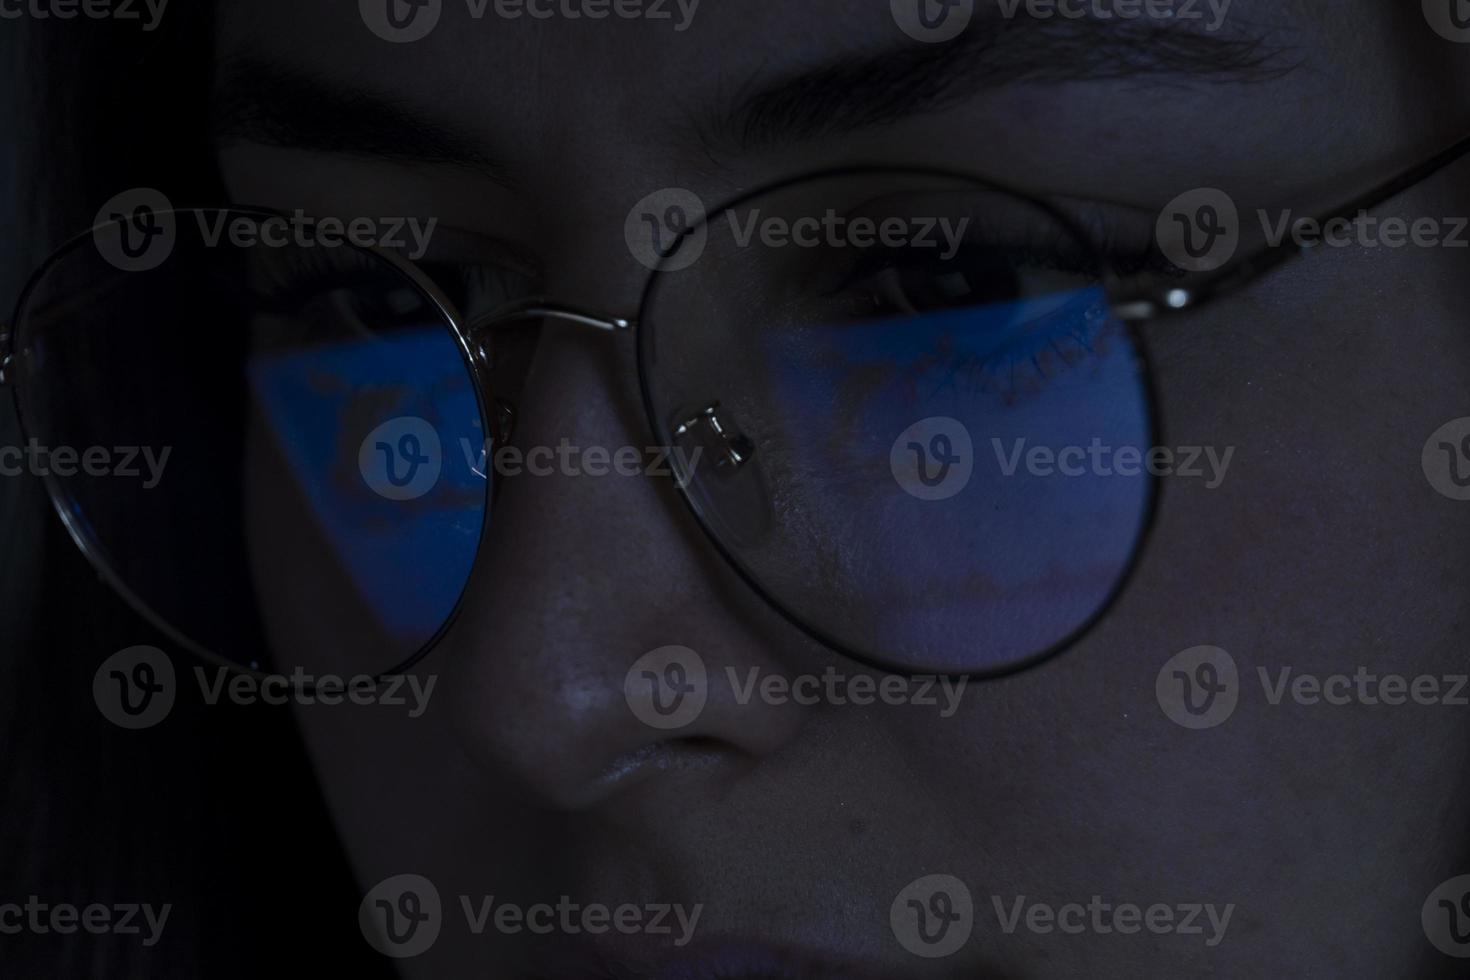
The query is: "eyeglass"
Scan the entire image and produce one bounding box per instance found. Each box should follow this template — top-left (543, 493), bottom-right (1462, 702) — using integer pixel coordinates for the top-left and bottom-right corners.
top-left (5, 141), bottom-right (1469, 681)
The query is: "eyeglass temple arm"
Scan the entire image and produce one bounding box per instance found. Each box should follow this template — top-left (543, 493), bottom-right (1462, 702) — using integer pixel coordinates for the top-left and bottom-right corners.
top-left (1111, 129), bottom-right (1470, 323)
top-left (467, 298), bottom-right (633, 335)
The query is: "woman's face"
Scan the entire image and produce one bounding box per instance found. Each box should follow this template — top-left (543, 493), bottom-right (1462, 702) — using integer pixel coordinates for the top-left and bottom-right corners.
top-left (212, 2), bottom-right (1470, 976)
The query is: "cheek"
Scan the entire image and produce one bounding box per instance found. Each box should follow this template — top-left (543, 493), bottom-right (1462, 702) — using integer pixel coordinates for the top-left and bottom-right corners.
top-left (1139, 234), bottom-right (1470, 568)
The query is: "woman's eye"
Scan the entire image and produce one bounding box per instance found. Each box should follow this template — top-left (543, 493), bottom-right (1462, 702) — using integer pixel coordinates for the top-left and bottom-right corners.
top-left (846, 244), bottom-right (1102, 318)
top-left (413, 260), bottom-right (539, 324)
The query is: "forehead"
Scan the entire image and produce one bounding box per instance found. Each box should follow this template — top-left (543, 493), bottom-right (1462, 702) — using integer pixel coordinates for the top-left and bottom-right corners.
top-left (214, 2), bottom-right (887, 142)
top-left (209, 0), bottom-right (1435, 229)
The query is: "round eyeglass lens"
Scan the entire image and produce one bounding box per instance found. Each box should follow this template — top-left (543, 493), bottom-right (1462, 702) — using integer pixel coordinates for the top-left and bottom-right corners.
top-left (12, 209), bottom-right (489, 676)
top-left (640, 172), bottom-right (1156, 675)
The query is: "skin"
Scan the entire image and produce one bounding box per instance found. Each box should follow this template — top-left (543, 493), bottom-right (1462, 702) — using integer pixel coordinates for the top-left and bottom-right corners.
top-left (207, 1), bottom-right (1470, 975)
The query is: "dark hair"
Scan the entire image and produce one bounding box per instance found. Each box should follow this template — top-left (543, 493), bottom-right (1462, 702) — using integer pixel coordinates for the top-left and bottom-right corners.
top-left (1, 11), bottom-right (390, 977)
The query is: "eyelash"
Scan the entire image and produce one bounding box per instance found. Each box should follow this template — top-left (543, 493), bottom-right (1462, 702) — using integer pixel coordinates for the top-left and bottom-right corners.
top-left (932, 293), bottom-right (1118, 406)
top-left (257, 250), bottom-right (535, 326)
top-left (824, 216), bottom-right (1165, 403)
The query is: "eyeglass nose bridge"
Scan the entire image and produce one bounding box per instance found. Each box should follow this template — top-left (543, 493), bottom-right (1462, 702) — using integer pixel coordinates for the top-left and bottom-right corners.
top-left (459, 300), bottom-right (636, 449)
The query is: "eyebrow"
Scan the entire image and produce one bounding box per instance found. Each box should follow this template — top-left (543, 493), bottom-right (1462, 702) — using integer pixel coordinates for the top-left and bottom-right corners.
top-left (716, 17), bottom-right (1299, 154)
top-left (212, 58), bottom-right (518, 187)
top-left (212, 17), bottom-right (1297, 174)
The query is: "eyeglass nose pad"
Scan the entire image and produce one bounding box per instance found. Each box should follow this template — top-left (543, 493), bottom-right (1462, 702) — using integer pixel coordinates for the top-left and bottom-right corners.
top-left (670, 401), bottom-right (772, 548)
top-left (480, 397), bottom-right (517, 502)
top-left (491, 397), bottom-right (517, 447)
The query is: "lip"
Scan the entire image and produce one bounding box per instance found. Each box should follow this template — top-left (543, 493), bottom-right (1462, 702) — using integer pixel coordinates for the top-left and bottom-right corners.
top-left (526, 936), bottom-right (900, 980)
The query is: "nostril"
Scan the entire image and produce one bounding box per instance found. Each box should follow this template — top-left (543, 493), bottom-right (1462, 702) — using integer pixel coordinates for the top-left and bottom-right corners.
top-left (584, 736), bottom-right (750, 804)
top-left (673, 734), bottom-right (737, 755)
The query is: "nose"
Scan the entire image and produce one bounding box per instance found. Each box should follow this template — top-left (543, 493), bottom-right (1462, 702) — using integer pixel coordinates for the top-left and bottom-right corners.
top-left (438, 316), bottom-right (808, 811)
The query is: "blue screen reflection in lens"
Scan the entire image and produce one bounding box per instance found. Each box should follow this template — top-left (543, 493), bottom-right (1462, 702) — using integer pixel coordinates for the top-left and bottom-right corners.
top-left (248, 327), bottom-right (486, 653)
top-left (761, 286), bottom-right (1152, 673)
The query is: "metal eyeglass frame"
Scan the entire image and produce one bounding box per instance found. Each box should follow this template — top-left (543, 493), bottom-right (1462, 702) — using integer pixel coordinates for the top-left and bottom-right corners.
top-left (3, 131), bottom-right (1470, 683)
